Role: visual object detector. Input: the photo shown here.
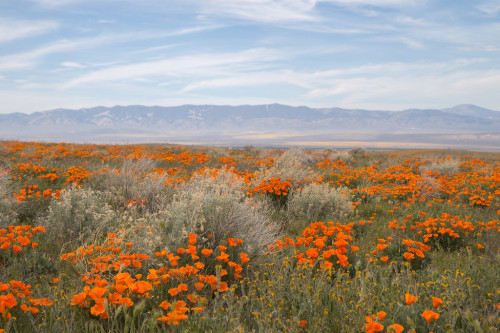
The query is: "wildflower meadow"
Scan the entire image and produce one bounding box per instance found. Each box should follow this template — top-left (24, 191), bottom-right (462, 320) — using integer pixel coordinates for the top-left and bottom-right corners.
top-left (0, 141), bottom-right (499, 332)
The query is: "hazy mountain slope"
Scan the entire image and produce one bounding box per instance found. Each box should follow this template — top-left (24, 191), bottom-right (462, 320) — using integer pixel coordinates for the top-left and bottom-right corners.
top-left (441, 104), bottom-right (500, 120)
top-left (1, 104), bottom-right (499, 148)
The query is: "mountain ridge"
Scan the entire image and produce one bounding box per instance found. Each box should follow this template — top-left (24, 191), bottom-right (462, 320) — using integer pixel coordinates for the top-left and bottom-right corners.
top-left (1, 104), bottom-right (499, 149)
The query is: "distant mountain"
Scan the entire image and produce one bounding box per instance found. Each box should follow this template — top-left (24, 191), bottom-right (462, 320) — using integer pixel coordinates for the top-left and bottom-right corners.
top-left (1, 104), bottom-right (499, 150)
top-left (441, 104), bottom-right (500, 120)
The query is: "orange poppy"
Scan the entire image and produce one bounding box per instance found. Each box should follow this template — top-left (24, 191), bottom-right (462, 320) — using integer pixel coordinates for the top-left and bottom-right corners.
top-left (201, 249), bottom-right (213, 256)
top-left (421, 309), bottom-right (440, 323)
top-left (387, 324), bottom-right (404, 333)
top-left (432, 297), bottom-right (443, 309)
top-left (405, 293), bottom-right (418, 305)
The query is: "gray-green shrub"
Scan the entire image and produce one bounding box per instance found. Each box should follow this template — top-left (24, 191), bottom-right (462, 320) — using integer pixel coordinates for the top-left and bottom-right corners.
top-left (160, 169), bottom-right (279, 256)
top-left (288, 183), bottom-right (353, 222)
top-left (40, 185), bottom-right (120, 248)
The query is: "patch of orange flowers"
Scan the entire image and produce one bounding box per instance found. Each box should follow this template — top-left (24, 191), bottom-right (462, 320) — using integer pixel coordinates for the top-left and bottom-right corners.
top-left (270, 221), bottom-right (356, 270)
top-left (247, 177), bottom-right (293, 197)
top-left (61, 230), bottom-right (251, 325)
top-left (0, 225), bottom-right (45, 254)
top-left (0, 280), bottom-right (54, 319)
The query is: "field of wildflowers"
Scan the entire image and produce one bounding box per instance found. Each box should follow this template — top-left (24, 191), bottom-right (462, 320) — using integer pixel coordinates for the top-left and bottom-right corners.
top-left (0, 141), bottom-right (499, 332)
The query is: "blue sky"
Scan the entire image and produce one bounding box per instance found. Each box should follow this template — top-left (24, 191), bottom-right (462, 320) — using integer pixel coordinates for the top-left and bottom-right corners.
top-left (1, 0), bottom-right (499, 114)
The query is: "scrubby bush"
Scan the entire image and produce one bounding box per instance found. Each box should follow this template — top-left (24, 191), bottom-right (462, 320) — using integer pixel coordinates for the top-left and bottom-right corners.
top-left (276, 148), bottom-right (316, 168)
top-left (0, 167), bottom-right (15, 228)
top-left (256, 148), bottom-right (321, 193)
top-left (330, 150), bottom-right (354, 164)
top-left (288, 183), bottom-right (353, 222)
top-left (40, 186), bottom-right (119, 248)
top-left (160, 169), bottom-right (278, 257)
top-left (420, 159), bottom-right (460, 175)
top-left (90, 158), bottom-right (175, 211)
top-left (185, 168), bottom-right (247, 200)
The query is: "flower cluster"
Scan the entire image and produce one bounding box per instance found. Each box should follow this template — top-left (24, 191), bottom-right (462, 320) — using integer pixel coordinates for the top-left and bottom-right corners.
top-left (0, 280), bottom-right (53, 319)
top-left (61, 231), bottom-right (251, 326)
top-left (0, 225), bottom-right (46, 254)
top-left (271, 221), bottom-right (356, 269)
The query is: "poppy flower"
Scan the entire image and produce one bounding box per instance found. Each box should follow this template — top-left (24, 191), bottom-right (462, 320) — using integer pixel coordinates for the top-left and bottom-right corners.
top-left (240, 253), bottom-right (249, 264)
top-left (201, 249), bottom-right (213, 256)
top-left (387, 324), bottom-right (404, 333)
top-left (188, 233), bottom-right (197, 245)
top-left (159, 301), bottom-right (171, 310)
top-left (432, 297), bottom-right (443, 309)
top-left (376, 311), bottom-right (386, 321)
top-left (218, 282), bottom-right (228, 292)
top-left (70, 292), bottom-right (87, 305)
top-left (403, 252), bottom-right (415, 261)
top-left (90, 303), bottom-right (106, 316)
top-left (421, 309), bottom-right (440, 323)
top-left (405, 293), bottom-right (418, 305)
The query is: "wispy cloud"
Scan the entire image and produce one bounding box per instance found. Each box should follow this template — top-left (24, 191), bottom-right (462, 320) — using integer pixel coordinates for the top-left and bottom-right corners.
top-left (321, 0), bottom-right (421, 7)
top-left (175, 58), bottom-right (496, 110)
top-left (61, 62), bottom-right (86, 68)
top-left (0, 18), bottom-right (59, 43)
top-left (64, 47), bottom-right (286, 87)
top-left (476, 1), bottom-right (500, 15)
top-left (0, 35), bottom-right (116, 71)
top-left (193, 0), bottom-right (422, 24)
top-left (0, 24), bottom-right (221, 72)
top-left (2, 0), bottom-right (499, 113)
top-left (303, 62), bottom-right (500, 109)
top-left (417, 22), bottom-right (500, 52)
top-left (29, 0), bottom-right (83, 7)
top-left (179, 70), bottom-right (310, 93)
top-left (195, 0), bottom-right (320, 23)
top-left (181, 59), bottom-right (487, 93)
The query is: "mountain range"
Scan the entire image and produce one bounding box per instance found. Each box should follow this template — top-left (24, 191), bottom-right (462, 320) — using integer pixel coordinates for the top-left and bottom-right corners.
top-left (1, 104), bottom-right (499, 150)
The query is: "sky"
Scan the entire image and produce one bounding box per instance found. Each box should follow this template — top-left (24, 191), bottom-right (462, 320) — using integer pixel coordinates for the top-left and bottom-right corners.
top-left (1, 0), bottom-right (500, 114)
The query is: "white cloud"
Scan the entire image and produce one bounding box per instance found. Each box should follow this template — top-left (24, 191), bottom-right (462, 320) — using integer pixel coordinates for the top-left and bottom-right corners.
top-left (321, 0), bottom-right (420, 6)
top-left (0, 36), bottom-right (116, 71)
top-left (29, 0), bottom-right (83, 7)
top-left (418, 22), bottom-right (500, 52)
top-left (64, 48), bottom-right (286, 87)
top-left (179, 70), bottom-right (310, 93)
top-left (195, 0), bottom-right (320, 22)
top-left (395, 15), bottom-right (427, 25)
top-left (0, 24), bottom-right (219, 72)
top-left (3, 64), bottom-right (500, 113)
top-left (400, 37), bottom-right (424, 49)
top-left (372, 36), bottom-right (425, 49)
top-left (171, 58), bottom-right (500, 111)
top-left (61, 62), bottom-right (86, 68)
top-left (193, 0), bottom-right (422, 24)
top-left (476, 1), bottom-right (500, 15)
top-left (303, 67), bottom-right (500, 110)
top-left (0, 89), bottom-right (87, 113)
top-left (0, 18), bottom-right (59, 43)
